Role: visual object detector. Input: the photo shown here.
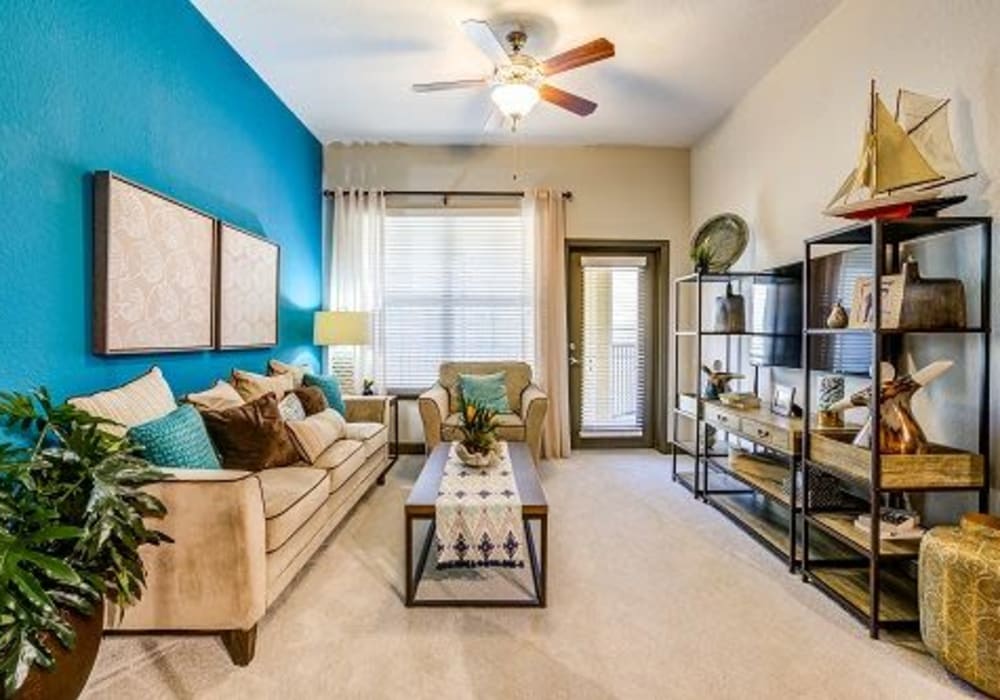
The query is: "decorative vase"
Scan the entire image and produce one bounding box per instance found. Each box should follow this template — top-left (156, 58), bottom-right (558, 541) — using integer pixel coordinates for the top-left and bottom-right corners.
top-left (455, 442), bottom-right (500, 469)
top-left (713, 282), bottom-right (746, 333)
top-left (826, 300), bottom-right (849, 329)
top-left (16, 599), bottom-right (105, 700)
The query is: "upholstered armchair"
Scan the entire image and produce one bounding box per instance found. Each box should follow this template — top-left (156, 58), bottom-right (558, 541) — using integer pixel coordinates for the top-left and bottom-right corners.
top-left (919, 512), bottom-right (1000, 698)
top-left (418, 361), bottom-right (548, 463)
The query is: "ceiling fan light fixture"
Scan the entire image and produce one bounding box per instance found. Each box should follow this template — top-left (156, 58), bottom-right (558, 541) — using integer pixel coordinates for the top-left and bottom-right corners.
top-left (490, 82), bottom-right (539, 120)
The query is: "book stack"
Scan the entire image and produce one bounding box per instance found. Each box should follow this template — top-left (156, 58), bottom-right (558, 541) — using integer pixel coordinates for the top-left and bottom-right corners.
top-left (854, 508), bottom-right (925, 540)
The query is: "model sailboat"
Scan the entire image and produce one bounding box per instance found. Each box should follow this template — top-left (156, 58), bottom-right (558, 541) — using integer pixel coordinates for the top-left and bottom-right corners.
top-left (824, 81), bottom-right (975, 219)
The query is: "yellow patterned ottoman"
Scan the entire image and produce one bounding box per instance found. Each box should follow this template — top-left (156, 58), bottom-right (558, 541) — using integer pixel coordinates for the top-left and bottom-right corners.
top-left (919, 513), bottom-right (1000, 698)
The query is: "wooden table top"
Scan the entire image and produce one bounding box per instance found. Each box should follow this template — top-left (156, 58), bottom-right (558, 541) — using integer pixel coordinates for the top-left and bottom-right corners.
top-left (406, 442), bottom-right (548, 517)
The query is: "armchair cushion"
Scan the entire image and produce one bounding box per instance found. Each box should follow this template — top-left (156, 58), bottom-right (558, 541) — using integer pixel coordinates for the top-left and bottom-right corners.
top-left (257, 467), bottom-right (329, 552)
top-left (442, 412), bottom-right (526, 443)
top-left (458, 371), bottom-right (510, 413)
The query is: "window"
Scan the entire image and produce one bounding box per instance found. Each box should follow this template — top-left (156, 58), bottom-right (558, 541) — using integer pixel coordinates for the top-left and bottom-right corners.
top-left (382, 208), bottom-right (534, 392)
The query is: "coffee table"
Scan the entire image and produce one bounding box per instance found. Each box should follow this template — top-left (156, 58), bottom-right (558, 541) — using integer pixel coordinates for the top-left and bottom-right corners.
top-left (404, 442), bottom-right (548, 607)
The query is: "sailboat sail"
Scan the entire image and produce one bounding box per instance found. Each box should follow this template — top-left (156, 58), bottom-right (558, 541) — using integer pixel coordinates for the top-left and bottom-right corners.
top-left (897, 89), bottom-right (965, 179)
top-left (872, 96), bottom-right (940, 193)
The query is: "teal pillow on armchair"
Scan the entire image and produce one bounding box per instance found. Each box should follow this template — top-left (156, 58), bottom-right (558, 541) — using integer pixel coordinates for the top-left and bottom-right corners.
top-left (458, 371), bottom-right (510, 413)
top-left (303, 373), bottom-right (347, 416)
top-left (129, 404), bottom-right (220, 470)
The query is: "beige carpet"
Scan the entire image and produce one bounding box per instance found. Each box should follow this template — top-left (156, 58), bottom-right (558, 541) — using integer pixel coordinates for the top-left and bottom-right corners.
top-left (83, 450), bottom-right (979, 699)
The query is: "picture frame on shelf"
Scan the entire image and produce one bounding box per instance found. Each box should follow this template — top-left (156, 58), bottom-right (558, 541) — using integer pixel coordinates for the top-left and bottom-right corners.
top-left (848, 275), bottom-right (904, 328)
top-left (770, 383), bottom-right (796, 417)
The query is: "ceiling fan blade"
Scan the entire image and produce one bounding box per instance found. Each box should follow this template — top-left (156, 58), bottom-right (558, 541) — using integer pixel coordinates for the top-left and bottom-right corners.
top-left (462, 19), bottom-right (510, 66)
top-left (539, 84), bottom-right (598, 116)
top-left (412, 78), bottom-right (487, 93)
top-left (541, 38), bottom-right (615, 76)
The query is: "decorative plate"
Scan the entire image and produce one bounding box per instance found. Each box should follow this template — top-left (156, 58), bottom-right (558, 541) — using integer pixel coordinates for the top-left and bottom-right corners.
top-left (691, 213), bottom-right (749, 272)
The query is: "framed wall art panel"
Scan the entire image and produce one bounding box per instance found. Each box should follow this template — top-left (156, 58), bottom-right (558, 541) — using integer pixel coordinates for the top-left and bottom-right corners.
top-left (93, 171), bottom-right (217, 355)
top-left (216, 223), bottom-right (280, 349)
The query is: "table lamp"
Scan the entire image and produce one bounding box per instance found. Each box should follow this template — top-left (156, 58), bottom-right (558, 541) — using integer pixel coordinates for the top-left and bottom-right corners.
top-left (314, 311), bottom-right (371, 393)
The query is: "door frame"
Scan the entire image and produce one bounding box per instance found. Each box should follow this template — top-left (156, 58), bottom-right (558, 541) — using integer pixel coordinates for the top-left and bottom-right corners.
top-left (565, 239), bottom-right (669, 451)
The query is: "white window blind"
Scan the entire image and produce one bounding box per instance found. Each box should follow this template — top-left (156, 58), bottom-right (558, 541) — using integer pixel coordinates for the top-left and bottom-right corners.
top-left (383, 209), bottom-right (534, 393)
top-left (580, 256), bottom-right (649, 436)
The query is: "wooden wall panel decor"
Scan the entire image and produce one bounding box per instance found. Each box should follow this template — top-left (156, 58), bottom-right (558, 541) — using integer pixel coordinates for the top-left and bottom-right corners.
top-left (216, 223), bottom-right (280, 349)
top-left (93, 171), bottom-right (216, 355)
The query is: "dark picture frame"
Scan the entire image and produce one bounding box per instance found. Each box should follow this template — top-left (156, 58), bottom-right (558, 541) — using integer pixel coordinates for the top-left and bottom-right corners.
top-left (92, 171), bottom-right (217, 355)
top-left (216, 222), bottom-right (280, 349)
top-left (770, 383), bottom-right (796, 417)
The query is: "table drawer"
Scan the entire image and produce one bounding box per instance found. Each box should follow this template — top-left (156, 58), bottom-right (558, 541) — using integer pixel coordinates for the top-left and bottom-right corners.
top-left (705, 405), bottom-right (739, 431)
top-left (741, 418), bottom-right (793, 453)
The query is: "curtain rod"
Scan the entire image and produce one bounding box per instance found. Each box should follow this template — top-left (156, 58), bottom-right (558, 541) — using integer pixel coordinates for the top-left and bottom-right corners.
top-left (322, 189), bottom-right (573, 200)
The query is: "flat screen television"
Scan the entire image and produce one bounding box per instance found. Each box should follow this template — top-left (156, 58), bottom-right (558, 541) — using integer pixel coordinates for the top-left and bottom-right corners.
top-left (748, 263), bottom-right (802, 368)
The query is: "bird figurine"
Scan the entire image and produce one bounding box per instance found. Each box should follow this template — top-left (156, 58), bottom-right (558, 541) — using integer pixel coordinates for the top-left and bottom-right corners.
top-left (827, 360), bottom-right (952, 454)
top-left (702, 361), bottom-right (745, 400)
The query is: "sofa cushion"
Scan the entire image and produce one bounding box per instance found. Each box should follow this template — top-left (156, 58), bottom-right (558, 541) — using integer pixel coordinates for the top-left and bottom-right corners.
top-left (185, 380), bottom-right (244, 412)
top-left (303, 373), bottom-right (346, 415)
top-left (286, 409), bottom-right (346, 464)
top-left (68, 366), bottom-right (176, 437)
top-left (257, 467), bottom-right (329, 552)
top-left (201, 393), bottom-right (299, 471)
top-left (231, 369), bottom-right (294, 402)
top-left (439, 361), bottom-right (531, 414)
top-left (344, 422), bottom-right (388, 458)
top-left (312, 439), bottom-right (366, 493)
top-left (291, 386), bottom-right (328, 416)
top-left (128, 404), bottom-right (220, 470)
top-left (442, 412), bottom-right (525, 443)
top-left (268, 359), bottom-right (310, 388)
top-left (458, 371), bottom-right (511, 413)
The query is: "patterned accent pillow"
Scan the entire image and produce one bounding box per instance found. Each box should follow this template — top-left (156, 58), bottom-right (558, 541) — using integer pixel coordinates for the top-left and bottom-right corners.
top-left (185, 380), bottom-right (244, 412)
top-left (285, 409), bottom-right (346, 464)
top-left (458, 371), bottom-right (510, 413)
top-left (291, 386), bottom-right (328, 416)
top-left (278, 393), bottom-right (307, 422)
top-left (68, 367), bottom-right (176, 438)
top-left (128, 404), bottom-right (220, 470)
top-left (268, 359), bottom-right (310, 388)
top-left (303, 374), bottom-right (346, 416)
top-left (201, 393), bottom-right (299, 471)
top-left (231, 369), bottom-right (294, 402)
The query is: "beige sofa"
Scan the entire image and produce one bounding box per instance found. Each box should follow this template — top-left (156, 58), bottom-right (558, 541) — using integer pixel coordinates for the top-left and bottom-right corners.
top-left (418, 361), bottom-right (548, 463)
top-left (93, 388), bottom-right (391, 665)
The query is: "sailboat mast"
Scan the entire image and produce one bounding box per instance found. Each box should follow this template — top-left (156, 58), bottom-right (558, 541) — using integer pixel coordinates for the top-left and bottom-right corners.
top-left (869, 79), bottom-right (878, 195)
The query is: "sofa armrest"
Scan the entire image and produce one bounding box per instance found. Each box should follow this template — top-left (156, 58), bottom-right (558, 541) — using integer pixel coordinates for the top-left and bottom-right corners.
top-left (418, 383), bottom-right (450, 453)
top-left (343, 395), bottom-right (390, 424)
top-left (109, 470), bottom-right (267, 632)
top-left (520, 383), bottom-right (549, 463)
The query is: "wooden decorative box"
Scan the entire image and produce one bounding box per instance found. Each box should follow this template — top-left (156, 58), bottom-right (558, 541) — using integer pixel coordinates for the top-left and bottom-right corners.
top-left (809, 430), bottom-right (984, 490)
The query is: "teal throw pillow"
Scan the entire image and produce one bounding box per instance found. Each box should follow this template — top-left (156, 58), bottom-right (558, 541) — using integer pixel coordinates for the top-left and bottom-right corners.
top-left (459, 371), bottom-right (510, 413)
top-left (303, 373), bottom-right (346, 416)
top-left (129, 404), bottom-right (221, 470)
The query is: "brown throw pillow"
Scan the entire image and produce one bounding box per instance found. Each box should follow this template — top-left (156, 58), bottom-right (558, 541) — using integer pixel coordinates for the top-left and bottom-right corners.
top-left (291, 386), bottom-right (329, 416)
top-left (201, 393), bottom-right (299, 471)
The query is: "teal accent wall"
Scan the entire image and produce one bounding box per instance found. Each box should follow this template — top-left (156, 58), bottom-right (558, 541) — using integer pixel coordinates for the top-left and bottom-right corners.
top-left (0, 0), bottom-right (322, 401)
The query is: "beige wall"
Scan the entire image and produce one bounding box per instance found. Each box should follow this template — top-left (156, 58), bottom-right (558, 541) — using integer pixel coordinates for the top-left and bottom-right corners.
top-left (325, 144), bottom-right (691, 442)
top-left (691, 0), bottom-right (1000, 513)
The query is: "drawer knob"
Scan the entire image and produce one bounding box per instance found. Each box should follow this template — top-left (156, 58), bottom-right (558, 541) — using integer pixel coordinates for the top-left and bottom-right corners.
top-left (756, 428), bottom-right (770, 438)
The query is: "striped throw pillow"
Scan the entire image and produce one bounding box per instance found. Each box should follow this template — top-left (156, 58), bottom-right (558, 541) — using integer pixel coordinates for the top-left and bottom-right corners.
top-left (68, 367), bottom-right (176, 437)
top-left (285, 409), bottom-right (346, 464)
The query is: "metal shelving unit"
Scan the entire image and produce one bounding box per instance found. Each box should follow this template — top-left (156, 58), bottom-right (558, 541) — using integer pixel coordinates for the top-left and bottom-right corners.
top-left (801, 216), bottom-right (992, 638)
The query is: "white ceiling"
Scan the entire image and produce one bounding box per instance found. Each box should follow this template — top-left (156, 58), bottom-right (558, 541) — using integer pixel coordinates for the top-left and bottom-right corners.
top-left (192, 0), bottom-right (840, 147)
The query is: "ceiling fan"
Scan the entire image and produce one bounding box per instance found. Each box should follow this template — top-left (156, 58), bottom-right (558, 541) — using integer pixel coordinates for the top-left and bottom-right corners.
top-left (412, 20), bottom-right (615, 131)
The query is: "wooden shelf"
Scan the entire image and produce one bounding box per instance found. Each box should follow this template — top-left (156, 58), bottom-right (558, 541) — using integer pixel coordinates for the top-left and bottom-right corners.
top-left (808, 513), bottom-right (921, 559)
top-left (707, 454), bottom-right (793, 507)
top-left (808, 567), bottom-right (919, 624)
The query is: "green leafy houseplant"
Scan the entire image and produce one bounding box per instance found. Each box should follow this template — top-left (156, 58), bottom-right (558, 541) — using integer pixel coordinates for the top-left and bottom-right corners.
top-left (457, 399), bottom-right (498, 456)
top-left (690, 241), bottom-right (715, 274)
top-left (0, 389), bottom-right (170, 696)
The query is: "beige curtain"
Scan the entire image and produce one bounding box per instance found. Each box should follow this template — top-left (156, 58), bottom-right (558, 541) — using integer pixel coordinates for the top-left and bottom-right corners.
top-left (524, 189), bottom-right (571, 459)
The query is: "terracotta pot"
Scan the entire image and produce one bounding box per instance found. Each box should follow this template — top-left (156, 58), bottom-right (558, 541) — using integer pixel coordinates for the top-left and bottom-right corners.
top-left (15, 599), bottom-right (104, 700)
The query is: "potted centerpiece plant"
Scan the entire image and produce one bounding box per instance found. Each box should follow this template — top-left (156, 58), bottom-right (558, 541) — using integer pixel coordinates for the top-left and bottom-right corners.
top-left (0, 389), bottom-right (170, 699)
top-left (454, 399), bottom-right (501, 468)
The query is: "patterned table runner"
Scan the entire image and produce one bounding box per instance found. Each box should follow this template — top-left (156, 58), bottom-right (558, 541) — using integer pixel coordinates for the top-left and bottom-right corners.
top-left (435, 442), bottom-right (524, 568)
